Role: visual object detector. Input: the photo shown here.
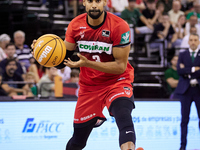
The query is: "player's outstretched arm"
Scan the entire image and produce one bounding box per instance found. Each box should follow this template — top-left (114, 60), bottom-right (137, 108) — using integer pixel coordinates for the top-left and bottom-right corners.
top-left (64, 45), bottom-right (130, 74)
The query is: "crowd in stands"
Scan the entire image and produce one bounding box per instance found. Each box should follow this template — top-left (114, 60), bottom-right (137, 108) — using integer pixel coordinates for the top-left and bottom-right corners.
top-left (0, 30), bottom-right (80, 98)
top-left (0, 0), bottom-right (200, 99)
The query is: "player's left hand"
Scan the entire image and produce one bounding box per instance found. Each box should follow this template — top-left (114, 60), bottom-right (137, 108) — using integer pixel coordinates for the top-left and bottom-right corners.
top-left (64, 53), bottom-right (88, 68)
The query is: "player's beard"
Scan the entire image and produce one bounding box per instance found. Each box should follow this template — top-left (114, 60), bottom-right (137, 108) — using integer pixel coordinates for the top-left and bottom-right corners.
top-left (88, 9), bottom-right (103, 19)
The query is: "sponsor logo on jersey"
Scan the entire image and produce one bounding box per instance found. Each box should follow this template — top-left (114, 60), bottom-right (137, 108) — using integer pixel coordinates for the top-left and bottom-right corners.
top-left (79, 31), bottom-right (85, 39)
top-left (120, 31), bottom-right (130, 44)
top-left (80, 26), bottom-right (86, 29)
top-left (102, 30), bottom-right (110, 37)
top-left (77, 41), bottom-right (112, 54)
top-left (38, 46), bottom-right (52, 62)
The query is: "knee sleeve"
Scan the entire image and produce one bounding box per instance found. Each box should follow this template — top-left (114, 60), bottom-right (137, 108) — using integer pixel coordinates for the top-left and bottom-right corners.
top-left (66, 119), bottom-right (96, 150)
top-left (110, 98), bottom-right (136, 146)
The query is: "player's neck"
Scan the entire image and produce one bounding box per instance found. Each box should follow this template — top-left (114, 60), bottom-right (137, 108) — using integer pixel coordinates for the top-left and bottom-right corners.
top-left (87, 11), bottom-right (105, 27)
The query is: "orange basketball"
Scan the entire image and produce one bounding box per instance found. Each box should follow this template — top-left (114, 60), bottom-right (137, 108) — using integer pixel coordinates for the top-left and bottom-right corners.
top-left (33, 34), bottom-right (66, 67)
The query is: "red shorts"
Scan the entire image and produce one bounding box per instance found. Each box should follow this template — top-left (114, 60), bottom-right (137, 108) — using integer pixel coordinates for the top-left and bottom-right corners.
top-left (73, 80), bottom-right (134, 127)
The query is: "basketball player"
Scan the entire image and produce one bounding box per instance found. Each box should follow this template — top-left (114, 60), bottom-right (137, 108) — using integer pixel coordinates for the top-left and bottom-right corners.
top-left (32, 0), bottom-right (136, 149)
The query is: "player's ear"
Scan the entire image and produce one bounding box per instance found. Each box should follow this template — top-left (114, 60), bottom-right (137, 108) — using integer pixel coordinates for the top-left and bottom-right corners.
top-left (83, 0), bottom-right (86, 6)
top-left (103, 0), bottom-right (107, 6)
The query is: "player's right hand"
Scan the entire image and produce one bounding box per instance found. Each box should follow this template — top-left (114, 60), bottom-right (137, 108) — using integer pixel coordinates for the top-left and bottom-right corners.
top-left (31, 39), bottom-right (37, 55)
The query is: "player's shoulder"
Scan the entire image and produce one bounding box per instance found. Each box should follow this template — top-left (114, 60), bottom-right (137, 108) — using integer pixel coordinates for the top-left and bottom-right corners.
top-left (106, 12), bottom-right (129, 27)
top-left (69, 13), bottom-right (87, 27)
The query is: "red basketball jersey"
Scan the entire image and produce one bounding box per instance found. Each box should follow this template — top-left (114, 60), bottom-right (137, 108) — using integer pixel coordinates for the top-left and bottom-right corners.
top-left (65, 12), bottom-right (134, 88)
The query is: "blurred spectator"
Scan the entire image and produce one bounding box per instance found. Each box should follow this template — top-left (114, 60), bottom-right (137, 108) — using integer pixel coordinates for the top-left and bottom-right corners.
top-left (121, 0), bottom-right (153, 36)
top-left (109, 0), bottom-right (129, 16)
top-left (165, 55), bottom-right (179, 99)
top-left (157, 0), bottom-right (173, 13)
top-left (175, 15), bottom-right (186, 40)
top-left (149, 13), bottom-right (178, 64)
top-left (0, 69), bottom-right (8, 96)
top-left (156, 2), bottom-right (165, 23)
top-left (168, 0), bottom-right (184, 25)
top-left (185, 15), bottom-right (200, 36)
top-left (186, 0), bottom-right (200, 20)
top-left (57, 66), bottom-right (72, 82)
top-left (0, 34), bottom-right (10, 62)
top-left (1, 59), bottom-right (33, 96)
top-left (65, 69), bottom-right (80, 84)
top-left (41, 0), bottom-right (64, 10)
top-left (180, 0), bottom-right (194, 15)
top-left (25, 72), bottom-right (37, 96)
top-left (69, 0), bottom-right (83, 17)
top-left (180, 26), bottom-right (199, 52)
top-left (28, 61), bottom-right (45, 83)
top-left (140, 0), bottom-right (157, 26)
top-left (13, 30), bottom-right (32, 71)
top-left (38, 67), bottom-right (58, 97)
top-left (135, 0), bottom-right (146, 10)
top-left (64, 69), bottom-right (80, 97)
top-left (0, 43), bottom-right (24, 76)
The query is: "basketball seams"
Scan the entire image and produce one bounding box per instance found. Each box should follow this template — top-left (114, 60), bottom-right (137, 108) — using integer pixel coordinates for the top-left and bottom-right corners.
top-left (57, 38), bottom-right (64, 65)
top-left (34, 34), bottom-right (66, 67)
top-left (35, 38), bottom-right (57, 59)
top-left (43, 38), bottom-right (58, 66)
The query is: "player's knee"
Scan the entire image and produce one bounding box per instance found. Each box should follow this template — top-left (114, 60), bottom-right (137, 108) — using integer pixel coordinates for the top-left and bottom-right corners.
top-left (66, 137), bottom-right (86, 150)
top-left (110, 99), bottom-right (136, 146)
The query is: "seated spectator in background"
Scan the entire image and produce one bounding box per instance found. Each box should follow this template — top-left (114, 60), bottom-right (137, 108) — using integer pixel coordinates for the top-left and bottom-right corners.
top-left (186, 0), bottom-right (200, 20)
top-left (28, 61), bottom-right (45, 83)
top-left (69, 0), bottom-right (83, 17)
top-left (121, 0), bottom-right (153, 43)
top-left (180, 26), bottom-right (199, 53)
top-left (25, 72), bottom-right (37, 96)
top-left (57, 66), bottom-right (71, 82)
top-left (109, 0), bottom-right (129, 16)
top-left (38, 67), bottom-right (58, 97)
top-left (0, 43), bottom-right (24, 76)
top-left (180, 0), bottom-right (194, 16)
top-left (156, 2), bottom-right (165, 23)
top-left (157, 0), bottom-right (173, 13)
top-left (185, 15), bottom-right (200, 36)
top-left (41, 0), bottom-right (64, 10)
top-left (168, 0), bottom-right (184, 25)
top-left (165, 55), bottom-right (179, 99)
top-left (135, 0), bottom-right (146, 10)
top-left (140, 0), bottom-right (157, 26)
top-left (174, 15), bottom-right (186, 40)
top-left (64, 69), bottom-right (80, 97)
top-left (65, 69), bottom-right (80, 84)
top-left (0, 69), bottom-right (8, 96)
top-left (0, 34), bottom-right (10, 62)
top-left (1, 59), bottom-right (33, 96)
top-left (149, 13), bottom-right (179, 64)
top-left (14, 30), bottom-right (32, 71)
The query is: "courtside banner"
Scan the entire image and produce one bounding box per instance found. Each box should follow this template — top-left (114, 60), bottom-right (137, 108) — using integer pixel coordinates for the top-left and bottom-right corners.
top-left (0, 101), bottom-right (199, 150)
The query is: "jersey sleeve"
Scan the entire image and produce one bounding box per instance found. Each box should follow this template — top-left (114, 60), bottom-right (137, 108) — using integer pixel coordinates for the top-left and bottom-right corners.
top-left (65, 22), bottom-right (76, 43)
top-left (112, 21), bottom-right (131, 47)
